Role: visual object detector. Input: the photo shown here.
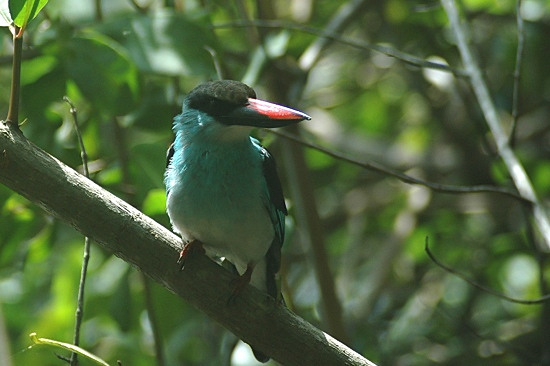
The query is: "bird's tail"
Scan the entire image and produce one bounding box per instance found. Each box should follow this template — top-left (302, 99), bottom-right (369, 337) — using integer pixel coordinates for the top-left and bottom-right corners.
top-left (252, 348), bottom-right (270, 363)
top-left (250, 289), bottom-right (285, 363)
top-left (223, 248), bottom-right (285, 363)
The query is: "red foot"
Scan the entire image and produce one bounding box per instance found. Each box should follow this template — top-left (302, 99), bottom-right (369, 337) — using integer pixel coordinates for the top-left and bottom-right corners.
top-left (228, 264), bottom-right (254, 304)
top-left (177, 239), bottom-right (204, 270)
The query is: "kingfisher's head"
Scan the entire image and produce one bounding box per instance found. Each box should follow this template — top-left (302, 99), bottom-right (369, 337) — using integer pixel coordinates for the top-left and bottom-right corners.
top-left (175, 80), bottom-right (310, 140)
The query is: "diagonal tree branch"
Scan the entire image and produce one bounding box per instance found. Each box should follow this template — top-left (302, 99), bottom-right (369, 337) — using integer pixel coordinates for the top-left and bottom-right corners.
top-left (0, 122), bottom-right (376, 366)
top-left (440, 0), bottom-right (550, 252)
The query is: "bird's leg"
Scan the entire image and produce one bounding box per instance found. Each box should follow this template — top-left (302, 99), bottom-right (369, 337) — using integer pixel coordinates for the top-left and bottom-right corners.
top-left (177, 239), bottom-right (204, 270)
top-left (227, 263), bottom-right (254, 304)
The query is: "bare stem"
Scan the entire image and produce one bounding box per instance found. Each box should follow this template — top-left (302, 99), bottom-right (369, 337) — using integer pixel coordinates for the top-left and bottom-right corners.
top-left (94, 0), bottom-right (103, 22)
top-left (70, 237), bottom-right (91, 366)
top-left (64, 97), bottom-right (91, 366)
top-left (6, 27), bottom-right (22, 130)
top-left (141, 273), bottom-right (166, 366)
top-left (204, 46), bottom-right (225, 80)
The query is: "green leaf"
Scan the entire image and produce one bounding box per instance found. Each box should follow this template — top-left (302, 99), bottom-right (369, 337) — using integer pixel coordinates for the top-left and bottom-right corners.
top-left (29, 332), bottom-right (110, 366)
top-left (122, 9), bottom-right (217, 76)
top-left (123, 83), bottom-right (178, 130)
top-left (142, 188), bottom-right (167, 217)
top-left (534, 162), bottom-right (550, 195)
top-left (63, 31), bottom-right (140, 115)
top-left (20, 54), bottom-right (58, 85)
top-left (8, 0), bottom-right (49, 28)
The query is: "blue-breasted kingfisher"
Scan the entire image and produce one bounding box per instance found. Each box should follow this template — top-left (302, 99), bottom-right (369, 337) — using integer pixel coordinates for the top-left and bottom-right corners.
top-left (164, 80), bottom-right (310, 362)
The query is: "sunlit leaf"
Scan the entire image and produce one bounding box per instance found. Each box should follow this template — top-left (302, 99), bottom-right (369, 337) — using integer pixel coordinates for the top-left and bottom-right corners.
top-left (8, 0), bottom-right (48, 28)
top-left (121, 9), bottom-right (217, 76)
top-left (63, 31), bottom-right (139, 115)
top-left (463, 0), bottom-right (515, 13)
top-left (142, 188), bottom-right (167, 217)
top-left (533, 162), bottom-right (550, 195)
top-left (29, 333), bottom-right (110, 366)
top-left (20, 55), bottom-right (57, 85)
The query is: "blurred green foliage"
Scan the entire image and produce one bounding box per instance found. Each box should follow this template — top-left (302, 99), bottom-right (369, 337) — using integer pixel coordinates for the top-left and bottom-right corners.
top-left (1, 0), bottom-right (549, 365)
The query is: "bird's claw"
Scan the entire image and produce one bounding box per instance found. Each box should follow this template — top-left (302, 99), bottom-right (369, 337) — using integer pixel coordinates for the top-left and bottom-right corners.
top-left (227, 264), bottom-right (254, 305)
top-left (177, 239), bottom-right (204, 271)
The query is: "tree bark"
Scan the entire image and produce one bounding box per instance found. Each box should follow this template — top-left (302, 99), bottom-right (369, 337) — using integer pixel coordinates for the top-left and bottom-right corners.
top-left (0, 122), bottom-right (376, 366)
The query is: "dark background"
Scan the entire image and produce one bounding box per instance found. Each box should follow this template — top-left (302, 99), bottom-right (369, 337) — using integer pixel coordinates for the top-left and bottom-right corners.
top-left (1, 0), bottom-right (549, 365)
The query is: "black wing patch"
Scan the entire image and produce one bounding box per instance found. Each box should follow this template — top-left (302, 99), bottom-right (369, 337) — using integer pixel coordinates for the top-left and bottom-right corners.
top-left (261, 146), bottom-right (288, 218)
top-left (259, 143), bottom-right (287, 299)
top-left (166, 142), bottom-right (175, 169)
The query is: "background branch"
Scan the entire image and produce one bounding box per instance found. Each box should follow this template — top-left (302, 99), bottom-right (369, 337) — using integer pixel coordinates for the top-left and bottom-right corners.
top-left (509, 0), bottom-right (525, 146)
top-left (270, 129), bottom-right (530, 204)
top-left (213, 20), bottom-right (466, 76)
top-left (268, 0), bottom-right (375, 346)
top-left (440, 0), bottom-right (550, 252)
top-left (425, 238), bottom-right (550, 305)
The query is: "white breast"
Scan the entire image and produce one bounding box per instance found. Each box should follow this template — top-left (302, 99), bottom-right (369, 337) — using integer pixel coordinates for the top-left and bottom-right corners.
top-left (166, 137), bottom-right (274, 276)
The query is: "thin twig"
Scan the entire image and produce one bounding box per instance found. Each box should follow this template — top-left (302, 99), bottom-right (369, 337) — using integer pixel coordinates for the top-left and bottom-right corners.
top-left (298, 0), bottom-right (369, 71)
top-left (6, 26), bottom-right (22, 130)
top-left (269, 129), bottom-right (532, 204)
top-left (425, 238), bottom-right (550, 305)
top-left (111, 117), bottom-right (166, 366)
top-left (63, 97), bottom-right (91, 366)
top-left (204, 46), bottom-right (225, 80)
top-left (212, 19), bottom-right (467, 76)
top-left (141, 273), bottom-right (166, 366)
top-left (234, 0), bottom-right (260, 47)
top-left (509, 0), bottom-right (525, 147)
top-left (94, 0), bottom-right (103, 22)
top-left (440, 0), bottom-right (550, 251)
top-left (64, 98), bottom-right (89, 177)
top-left (127, 0), bottom-right (150, 13)
top-left (431, 298), bottom-right (540, 363)
top-left (274, 0), bottom-right (375, 346)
